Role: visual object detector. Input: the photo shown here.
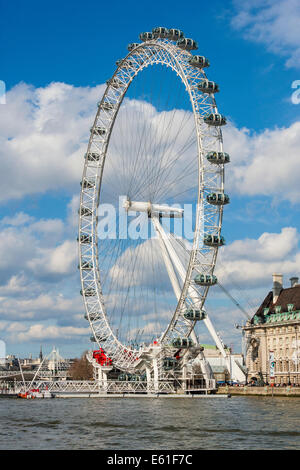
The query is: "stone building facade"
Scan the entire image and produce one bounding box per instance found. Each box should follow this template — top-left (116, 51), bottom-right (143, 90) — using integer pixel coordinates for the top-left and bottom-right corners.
top-left (243, 274), bottom-right (300, 385)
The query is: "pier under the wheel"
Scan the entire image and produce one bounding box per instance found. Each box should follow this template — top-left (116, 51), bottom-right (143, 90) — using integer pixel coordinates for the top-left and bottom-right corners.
top-left (12, 378), bottom-right (217, 397)
top-left (85, 344), bottom-right (217, 396)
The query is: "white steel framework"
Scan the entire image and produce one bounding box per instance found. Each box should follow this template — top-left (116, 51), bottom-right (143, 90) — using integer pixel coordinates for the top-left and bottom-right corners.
top-left (13, 379), bottom-right (216, 395)
top-left (78, 28), bottom-right (236, 383)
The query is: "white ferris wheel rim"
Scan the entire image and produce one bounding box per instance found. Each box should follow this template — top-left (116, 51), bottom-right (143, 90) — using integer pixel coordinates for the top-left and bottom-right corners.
top-left (79, 36), bottom-right (225, 371)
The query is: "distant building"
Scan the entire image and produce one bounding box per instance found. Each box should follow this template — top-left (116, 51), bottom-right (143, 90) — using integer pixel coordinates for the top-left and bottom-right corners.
top-left (202, 344), bottom-right (244, 384)
top-left (243, 274), bottom-right (300, 385)
top-left (0, 347), bottom-right (74, 379)
top-left (5, 355), bottom-right (19, 369)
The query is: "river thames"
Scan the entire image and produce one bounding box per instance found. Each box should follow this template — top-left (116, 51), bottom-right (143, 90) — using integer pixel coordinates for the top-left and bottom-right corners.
top-left (0, 396), bottom-right (299, 450)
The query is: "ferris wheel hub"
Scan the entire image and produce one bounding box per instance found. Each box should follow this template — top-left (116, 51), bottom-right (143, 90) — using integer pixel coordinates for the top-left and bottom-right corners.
top-left (123, 199), bottom-right (184, 218)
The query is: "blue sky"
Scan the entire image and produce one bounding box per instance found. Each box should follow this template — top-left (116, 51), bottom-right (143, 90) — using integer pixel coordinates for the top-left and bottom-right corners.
top-left (1, 0), bottom-right (298, 130)
top-left (0, 0), bottom-right (300, 358)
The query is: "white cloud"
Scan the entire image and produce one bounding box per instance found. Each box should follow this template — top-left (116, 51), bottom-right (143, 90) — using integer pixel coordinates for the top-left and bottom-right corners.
top-left (0, 81), bottom-right (198, 206)
top-left (231, 0), bottom-right (300, 68)
top-left (0, 82), bottom-right (104, 202)
top-left (223, 121), bottom-right (300, 202)
top-left (28, 240), bottom-right (77, 276)
top-left (8, 324), bottom-right (89, 343)
top-left (0, 211), bottom-right (77, 283)
top-left (4, 79), bottom-right (299, 207)
top-left (216, 227), bottom-right (300, 288)
top-left (1, 212), bottom-right (35, 226)
top-left (0, 274), bottom-right (31, 296)
top-left (0, 209), bottom-right (82, 327)
top-left (220, 227), bottom-right (298, 262)
top-left (0, 291), bottom-right (83, 321)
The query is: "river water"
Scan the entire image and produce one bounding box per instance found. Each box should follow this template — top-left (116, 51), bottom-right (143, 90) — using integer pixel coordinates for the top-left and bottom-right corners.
top-left (0, 396), bottom-right (299, 450)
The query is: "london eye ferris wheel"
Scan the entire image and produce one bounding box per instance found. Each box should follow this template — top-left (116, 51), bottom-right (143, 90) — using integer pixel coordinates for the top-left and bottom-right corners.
top-left (78, 27), bottom-right (231, 373)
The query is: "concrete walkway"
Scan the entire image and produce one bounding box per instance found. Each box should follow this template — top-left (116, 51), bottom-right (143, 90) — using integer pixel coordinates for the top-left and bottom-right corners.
top-left (217, 385), bottom-right (300, 396)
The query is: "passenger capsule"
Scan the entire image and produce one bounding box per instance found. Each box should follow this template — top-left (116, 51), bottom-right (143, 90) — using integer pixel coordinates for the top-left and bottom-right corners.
top-left (194, 274), bottom-right (217, 286)
top-left (184, 309), bottom-right (206, 321)
top-left (163, 357), bottom-right (177, 370)
top-left (206, 192), bottom-right (230, 206)
top-left (127, 43), bottom-right (140, 51)
top-left (204, 113), bottom-right (227, 126)
top-left (172, 337), bottom-right (194, 348)
top-left (91, 126), bottom-right (106, 136)
top-left (79, 207), bottom-right (92, 217)
top-left (118, 373), bottom-right (128, 381)
top-left (80, 179), bottom-right (95, 189)
top-left (85, 152), bottom-right (101, 162)
top-left (203, 234), bottom-right (225, 247)
top-left (77, 234), bottom-right (92, 244)
top-left (106, 77), bottom-right (123, 89)
top-left (80, 261), bottom-right (93, 270)
top-left (198, 79), bottom-right (219, 94)
top-left (167, 29), bottom-right (184, 40)
top-left (81, 288), bottom-right (96, 297)
top-left (116, 59), bottom-right (133, 69)
top-left (99, 336), bottom-right (107, 342)
top-left (177, 38), bottom-right (198, 51)
top-left (84, 312), bottom-right (97, 321)
top-left (99, 101), bottom-right (114, 111)
top-left (130, 374), bottom-right (142, 382)
top-left (206, 151), bottom-right (230, 164)
top-left (139, 32), bottom-right (153, 41)
top-left (188, 55), bottom-right (210, 68)
top-left (152, 27), bottom-right (169, 39)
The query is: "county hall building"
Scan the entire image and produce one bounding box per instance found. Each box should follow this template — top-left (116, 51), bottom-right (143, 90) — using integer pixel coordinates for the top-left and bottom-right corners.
top-left (243, 274), bottom-right (300, 385)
